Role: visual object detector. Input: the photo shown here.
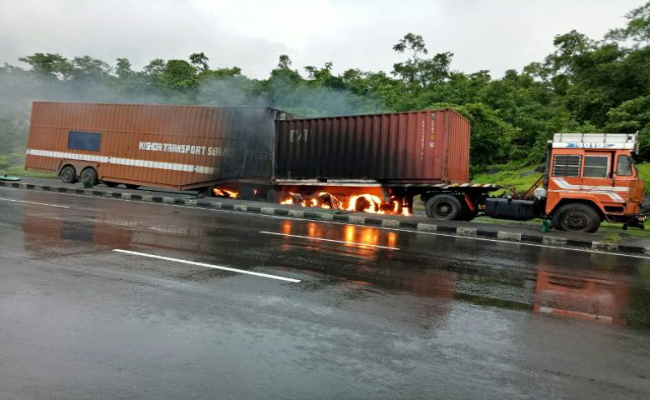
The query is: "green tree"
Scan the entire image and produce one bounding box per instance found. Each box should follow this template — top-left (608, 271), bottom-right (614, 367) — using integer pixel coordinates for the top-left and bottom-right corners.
top-left (18, 53), bottom-right (73, 79)
top-left (161, 59), bottom-right (198, 91)
top-left (605, 95), bottom-right (650, 159)
top-left (189, 52), bottom-right (210, 72)
top-left (70, 56), bottom-right (112, 81)
top-left (430, 103), bottom-right (515, 167)
top-left (607, 1), bottom-right (650, 44)
top-left (115, 58), bottom-right (134, 80)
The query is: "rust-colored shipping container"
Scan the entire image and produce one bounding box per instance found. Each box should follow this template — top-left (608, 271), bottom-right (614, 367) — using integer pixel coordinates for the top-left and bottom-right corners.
top-left (275, 109), bottom-right (470, 184)
top-left (26, 102), bottom-right (287, 190)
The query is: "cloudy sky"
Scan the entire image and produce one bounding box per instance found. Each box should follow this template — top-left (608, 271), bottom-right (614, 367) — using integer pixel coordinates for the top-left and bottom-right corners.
top-left (0, 0), bottom-right (646, 79)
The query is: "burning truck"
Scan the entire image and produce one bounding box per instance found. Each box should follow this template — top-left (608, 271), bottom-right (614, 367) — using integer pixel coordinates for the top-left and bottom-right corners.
top-left (25, 101), bottom-right (648, 233)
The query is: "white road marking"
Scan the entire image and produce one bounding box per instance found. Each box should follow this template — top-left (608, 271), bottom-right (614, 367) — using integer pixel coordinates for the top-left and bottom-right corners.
top-left (3, 186), bottom-right (647, 259)
top-left (0, 197), bottom-right (69, 209)
top-left (259, 230), bottom-right (400, 251)
top-left (113, 249), bottom-right (301, 283)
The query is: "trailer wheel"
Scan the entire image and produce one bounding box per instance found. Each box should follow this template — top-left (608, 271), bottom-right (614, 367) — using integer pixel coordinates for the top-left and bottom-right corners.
top-left (60, 165), bottom-right (77, 184)
top-left (79, 167), bottom-right (98, 186)
top-left (552, 203), bottom-right (601, 233)
top-left (426, 194), bottom-right (463, 220)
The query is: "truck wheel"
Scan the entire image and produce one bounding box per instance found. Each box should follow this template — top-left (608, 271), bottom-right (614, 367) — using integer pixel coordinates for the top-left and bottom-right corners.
top-left (426, 194), bottom-right (463, 220)
top-left (79, 168), bottom-right (98, 186)
top-left (552, 203), bottom-right (601, 233)
top-left (60, 165), bottom-right (77, 184)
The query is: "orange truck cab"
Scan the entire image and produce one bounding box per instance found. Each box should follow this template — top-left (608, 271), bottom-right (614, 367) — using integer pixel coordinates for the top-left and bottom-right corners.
top-left (543, 133), bottom-right (647, 232)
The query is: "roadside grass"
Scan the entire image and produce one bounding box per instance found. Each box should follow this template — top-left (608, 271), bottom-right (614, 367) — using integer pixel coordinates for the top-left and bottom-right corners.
top-left (471, 166), bottom-right (541, 196)
top-left (0, 165), bottom-right (56, 178)
top-left (602, 233), bottom-right (623, 243)
top-left (637, 162), bottom-right (650, 192)
top-left (0, 154), bottom-right (57, 178)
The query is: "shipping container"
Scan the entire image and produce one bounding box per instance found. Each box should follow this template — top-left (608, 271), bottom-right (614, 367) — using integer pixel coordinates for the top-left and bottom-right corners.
top-left (275, 109), bottom-right (470, 184)
top-left (26, 102), bottom-right (289, 190)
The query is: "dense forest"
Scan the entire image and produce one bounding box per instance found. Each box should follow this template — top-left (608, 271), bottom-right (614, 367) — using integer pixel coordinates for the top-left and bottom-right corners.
top-left (2, 1), bottom-right (650, 174)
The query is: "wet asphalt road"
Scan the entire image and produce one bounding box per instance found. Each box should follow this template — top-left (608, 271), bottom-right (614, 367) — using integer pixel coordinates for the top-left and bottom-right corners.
top-left (1, 187), bottom-right (650, 400)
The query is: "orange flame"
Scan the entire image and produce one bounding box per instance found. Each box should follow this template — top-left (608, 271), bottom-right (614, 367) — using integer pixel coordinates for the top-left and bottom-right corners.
top-left (277, 191), bottom-right (411, 216)
top-left (347, 194), bottom-right (384, 214)
top-left (213, 188), bottom-right (239, 198)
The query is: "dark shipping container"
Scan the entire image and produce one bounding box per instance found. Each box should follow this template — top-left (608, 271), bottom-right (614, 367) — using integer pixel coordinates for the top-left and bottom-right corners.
top-left (275, 109), bottom-right (470, 184)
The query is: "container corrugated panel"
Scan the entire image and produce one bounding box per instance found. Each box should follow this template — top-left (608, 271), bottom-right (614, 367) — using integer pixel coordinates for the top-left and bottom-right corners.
top-left (275, 109), bottom-right (470, 183)
top-left (26, 102), bottom-right (286, 189)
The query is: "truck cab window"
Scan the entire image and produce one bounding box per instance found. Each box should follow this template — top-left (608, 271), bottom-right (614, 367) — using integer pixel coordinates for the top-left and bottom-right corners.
top-left (583, 156), bottom-right (609, 178)
top-left (552, 155), bottom-right (581, 177)
top-left (68, 131), bottom-right (101, 152)
top-left (617, 155), bottom-right (633, 176)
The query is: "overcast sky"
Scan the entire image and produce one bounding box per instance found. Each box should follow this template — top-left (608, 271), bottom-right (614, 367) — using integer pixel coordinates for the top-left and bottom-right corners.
top-left (0, 0), bottom-right (646, 79)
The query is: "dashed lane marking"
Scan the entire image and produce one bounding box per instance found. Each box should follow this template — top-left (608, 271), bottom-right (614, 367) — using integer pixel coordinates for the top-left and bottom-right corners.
top-left (113, 249), bottom-right (301, 283)
top-left (0, 197), bottom-right (69, 209)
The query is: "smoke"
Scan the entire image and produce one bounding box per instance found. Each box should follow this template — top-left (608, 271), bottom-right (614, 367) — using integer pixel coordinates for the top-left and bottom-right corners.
top-left (0, 71), bottom-right (170, 162)
top-left (197, 75), bottom-right (385, 116)
top-left (0, 68), bottom-right (384, 164)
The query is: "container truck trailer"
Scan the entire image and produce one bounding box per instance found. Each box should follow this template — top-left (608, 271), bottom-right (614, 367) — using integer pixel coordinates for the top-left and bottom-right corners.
top-left (25, 102), bottom-right (647, 233)
top-left (25, 102), bottom-right (289, 194)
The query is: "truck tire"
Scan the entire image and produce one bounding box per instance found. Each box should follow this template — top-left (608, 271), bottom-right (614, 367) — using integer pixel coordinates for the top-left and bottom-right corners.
top-left (79, 167), bottom-right (98, 186)
top-left (60, 165), bottom-right (77, 184)
top-left (426, 194), bottom-right (463, 220)
top-left (552, 203), bottom-right (601, 233)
